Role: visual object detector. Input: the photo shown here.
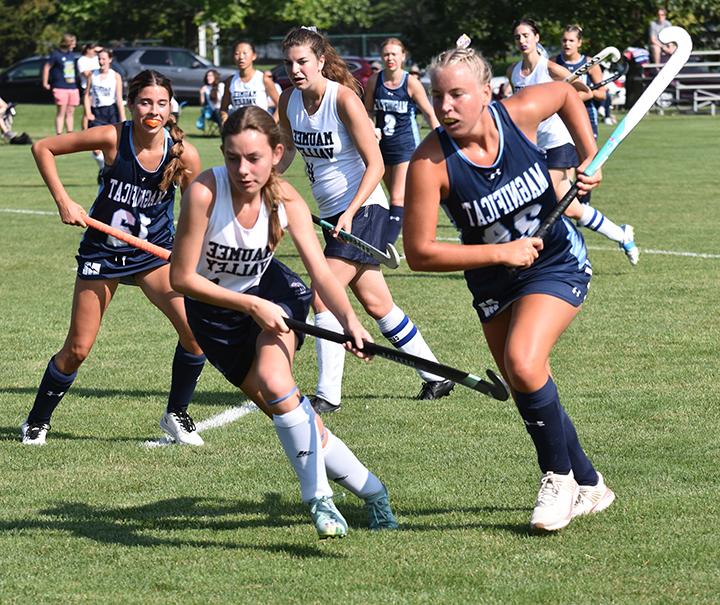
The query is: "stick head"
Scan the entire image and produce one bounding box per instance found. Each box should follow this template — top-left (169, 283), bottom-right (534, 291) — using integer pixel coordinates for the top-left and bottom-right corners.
top-left (384, 243), bottom-right (401, 269)
top-left (601, 46), bottom-right (621, 63)
top-left (658, 26), bottom-right (693, 60)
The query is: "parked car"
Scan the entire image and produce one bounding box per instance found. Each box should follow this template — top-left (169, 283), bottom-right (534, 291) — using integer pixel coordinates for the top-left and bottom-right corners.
top-left (271, 56), bottom-right (374, 91)
top-left (0, 54), bottom-right (127, 104)
top-left (112, 46), bottom-right (235, 103)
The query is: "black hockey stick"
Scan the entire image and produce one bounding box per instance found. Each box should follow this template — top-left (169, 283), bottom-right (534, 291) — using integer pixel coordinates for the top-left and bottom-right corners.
top-left (284, 317), bottom-right (510, 401)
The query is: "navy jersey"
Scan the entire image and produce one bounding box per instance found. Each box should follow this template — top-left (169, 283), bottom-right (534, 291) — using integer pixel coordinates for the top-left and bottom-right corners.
top-left (437, 101), bottom-right (590, 315)
top-left (373, 71), bottom-right (421, 164)
top-left (77, 121), bottom-right (176, 278)
top-left (554, 54), bottom-right (599, 137)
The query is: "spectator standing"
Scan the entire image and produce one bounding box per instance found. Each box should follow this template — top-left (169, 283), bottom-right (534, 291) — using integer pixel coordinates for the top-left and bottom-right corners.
top-left (43, 33), bottom-right (80, 135)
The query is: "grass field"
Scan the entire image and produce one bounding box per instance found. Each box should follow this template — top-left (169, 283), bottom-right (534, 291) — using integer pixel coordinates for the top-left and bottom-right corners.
top-left (1, 104), bottom-right (719, 604)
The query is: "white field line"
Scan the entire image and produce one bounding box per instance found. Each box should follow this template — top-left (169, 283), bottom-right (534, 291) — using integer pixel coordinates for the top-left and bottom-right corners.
top-left (3, 207), bottom-right (720, 260)
top-left (142, 402), bottom-right (259, 448)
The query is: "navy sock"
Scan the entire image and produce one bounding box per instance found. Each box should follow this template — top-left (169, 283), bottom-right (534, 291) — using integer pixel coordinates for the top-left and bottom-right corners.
top-left (385, 205), bottom-right (404, 245)
top-left (513, 377), bottom-right (571, 474)
top-left (559, 406), bottom-right (598, 485)
top-left (27, 357), bottom-right (78, 424)
top-left (166, 343), bottom-right (206, 414)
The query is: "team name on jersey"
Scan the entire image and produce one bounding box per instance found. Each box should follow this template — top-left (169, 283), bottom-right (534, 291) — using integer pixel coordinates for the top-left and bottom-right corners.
top-left (232, 90), bottom-right (257, 105)
top-left (204, 241), bottom-right (273, 277)
top-left (374, 99), bottom-right (409, 113)
top-left (292, 129), bottom-right (335, 159)
top-left (106, 178), bottom-right (166, 208)
top-left (460, 162), bottom-right (549, 227)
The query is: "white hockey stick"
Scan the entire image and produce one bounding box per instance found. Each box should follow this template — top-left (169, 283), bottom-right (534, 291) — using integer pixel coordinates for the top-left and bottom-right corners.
top-left (534, 27), bottom-right (692, 240)
top-left (565, 46), bottom-right (621, 83)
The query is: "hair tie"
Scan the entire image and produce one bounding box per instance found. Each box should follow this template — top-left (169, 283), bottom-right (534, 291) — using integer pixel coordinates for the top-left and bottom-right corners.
top-left (300, 25), bottom-right (318, 33)
top-left (456, 34), bottom-right (471, 49)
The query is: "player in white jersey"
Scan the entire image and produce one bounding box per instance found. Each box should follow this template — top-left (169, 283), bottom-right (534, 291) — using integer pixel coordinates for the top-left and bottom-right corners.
top-left (508, 18), bottom-right (639, 265)
top-left (220, 40), bottom-right (280, 124)
top-left (170, 106), bottom-right (398, 539)
top-left (278, 26), bottom-right (454, 414)
top-left (84, 49), bottom-right (125, 177)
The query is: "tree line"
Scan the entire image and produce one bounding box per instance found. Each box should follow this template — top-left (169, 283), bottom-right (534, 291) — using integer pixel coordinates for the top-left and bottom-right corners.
top-left (1, 0), bottom-right (718, 67)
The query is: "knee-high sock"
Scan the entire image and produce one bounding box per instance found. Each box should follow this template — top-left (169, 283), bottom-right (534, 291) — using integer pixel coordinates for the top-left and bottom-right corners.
top-left (376, 304), bottom-right (443, 382)
top-left (559, 406), bottom-right (598, 486)
top-left (323, 429), bottom-right (383, 499)
top-left (513, 377), bottom-right (571, 474)
top-left (577, 204), bottom-right (626, 243)
top-left (314, 311), bottom-right (345, 405)
top-left (273, 397), bottom-right (332, 502)
top-left (26, 357), bottom-right (77, 424)
top-left (167, 343), bottom-right (206, 414)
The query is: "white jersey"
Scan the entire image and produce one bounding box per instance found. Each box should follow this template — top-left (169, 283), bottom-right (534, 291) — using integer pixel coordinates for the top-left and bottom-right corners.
top-left (88, 70), bottom-right (117, 108)
top-left (511, 57), bottom-right (573, 150)
top-left (77, 55), bottom-right (100, 90)
top-left (202, 82), bottom-right (225, 110)
top-left (196, 166), bottom-right (288, 293)
top-left (227, 71), bottom-right (270, 113)
top-left (286, 80), bottom-right (387, 217)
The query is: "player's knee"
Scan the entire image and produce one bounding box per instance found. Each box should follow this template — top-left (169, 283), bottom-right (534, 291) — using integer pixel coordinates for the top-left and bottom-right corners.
top-left (57, 343), bottom-right (91, 371)
top-left (504, 352), bottom-right (542, 391)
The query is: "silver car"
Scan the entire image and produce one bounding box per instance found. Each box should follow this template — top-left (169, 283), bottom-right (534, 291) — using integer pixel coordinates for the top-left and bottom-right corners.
top-left (112, 46), bottom-right (235, 103)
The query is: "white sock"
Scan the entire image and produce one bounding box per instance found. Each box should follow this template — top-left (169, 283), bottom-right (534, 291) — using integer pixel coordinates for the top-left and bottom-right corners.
top-left (272, 397), bottom-right (332, 502)
top-left (314, 311), bottom-right (345, 405)
top-left (323, 429), bottom-right (383, 499)
top-left (93, 151), bottom-right (104, 170)
top-left (577, 204), bottom-right (625, 243)
top-left (376, 305), bottom-right (443, 382)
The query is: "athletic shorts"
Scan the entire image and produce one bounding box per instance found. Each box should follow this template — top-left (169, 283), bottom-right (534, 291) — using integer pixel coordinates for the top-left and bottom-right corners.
top-left (466, 264), bottom-right (592, 324)
top-left (380, 139), bottom-right (415, 165)
top-left (52, 87), bottom-right (80, 107)
top-left (89, 105), bottom-right (120, 127)
top-left (322, 203), bottom-right (388, 266)
top-left (185, 259), bottom-right (312, 388)
top-left (545, 143), bottom-right (579, 169)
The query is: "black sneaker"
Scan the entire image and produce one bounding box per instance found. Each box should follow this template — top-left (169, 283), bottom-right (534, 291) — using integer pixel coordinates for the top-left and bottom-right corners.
top-left (416, 379), bottom-right (455, 400)
top-left (309, 395), bottom-right (341, 414)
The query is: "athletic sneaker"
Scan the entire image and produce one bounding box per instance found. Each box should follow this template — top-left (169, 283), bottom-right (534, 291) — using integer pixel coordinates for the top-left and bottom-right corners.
top-left (619, 224), bottom-right (639, 266)
top-left (416, 379), bottom-right (455, 400)
top-left (160, 411), bottom-right (204, 446)
top-left (309, 496), bottom-right (347, 539)
top-left (530, 471), bottom-right (579, 532)
top-left (309, 395), bottom-right (340, 414)
top-left (365, 485), bottom-right (399, 530)
top-left (573, 472), bottom-right (616, 517)
top-left (20, 421), bottom-right (50, 446)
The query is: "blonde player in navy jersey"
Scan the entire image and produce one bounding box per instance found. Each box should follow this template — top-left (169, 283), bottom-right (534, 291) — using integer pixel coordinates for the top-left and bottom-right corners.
top-left (277, 26), bottom-right (453, 414)
top-left (508, 18), bottom-right (639, 265)
top-left (220, 40), bottom-right (280, 125)
top-left (170, 106), bottom-right (398, 539)
top-left (404, 40), bottom-right (615, 532)
top-left (363, 38), bottom-right (439, 245)
top-left (21, 70), bottom-right (206, 447)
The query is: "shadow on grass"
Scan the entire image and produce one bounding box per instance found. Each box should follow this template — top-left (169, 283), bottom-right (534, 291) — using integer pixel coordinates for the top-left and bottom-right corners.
top-left (1, 387), bottom-right (241, 408)
top-left (0, 495), bottom-right (347, 558)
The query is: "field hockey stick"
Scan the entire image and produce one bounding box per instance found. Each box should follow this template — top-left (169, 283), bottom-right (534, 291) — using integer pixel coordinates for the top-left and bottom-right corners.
top-left (565, 47), bottom-right (621, 83)
top-left (533, 26), bottom-right (692, 241)
top-left (284, 317), bottom-right (510, 401)
top-left (84, 216), bottom-right (172, 261)
top-left (312, 214), bottom-right (401, 269)
top-left (588, 58), bottom-right (629, 90)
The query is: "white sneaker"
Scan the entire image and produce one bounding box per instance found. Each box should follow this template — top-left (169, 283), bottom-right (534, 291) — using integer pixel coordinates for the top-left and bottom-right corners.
top-left (160, 411), bottom-right (204, 446)
top-left (530, 471), bottom-right (579, 532)
top-left (20, 421), bottom-right (50, 445)
top-left (619, 224), bottom-right (639, 266)
top-left (573, 472), bottom-right (616, 517)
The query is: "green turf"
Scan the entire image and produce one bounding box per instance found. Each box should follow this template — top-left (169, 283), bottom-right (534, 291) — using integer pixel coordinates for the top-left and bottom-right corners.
top-left (1, 104), bottom-right (719, 604)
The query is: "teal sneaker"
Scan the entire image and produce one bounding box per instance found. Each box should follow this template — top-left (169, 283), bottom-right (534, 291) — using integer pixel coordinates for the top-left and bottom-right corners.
top-left (309, 496), bottom-right (347, 539)
top-left (365, 485), bottom-right (399, 530)
top-left (619, 224), bottom-right (639, 266)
